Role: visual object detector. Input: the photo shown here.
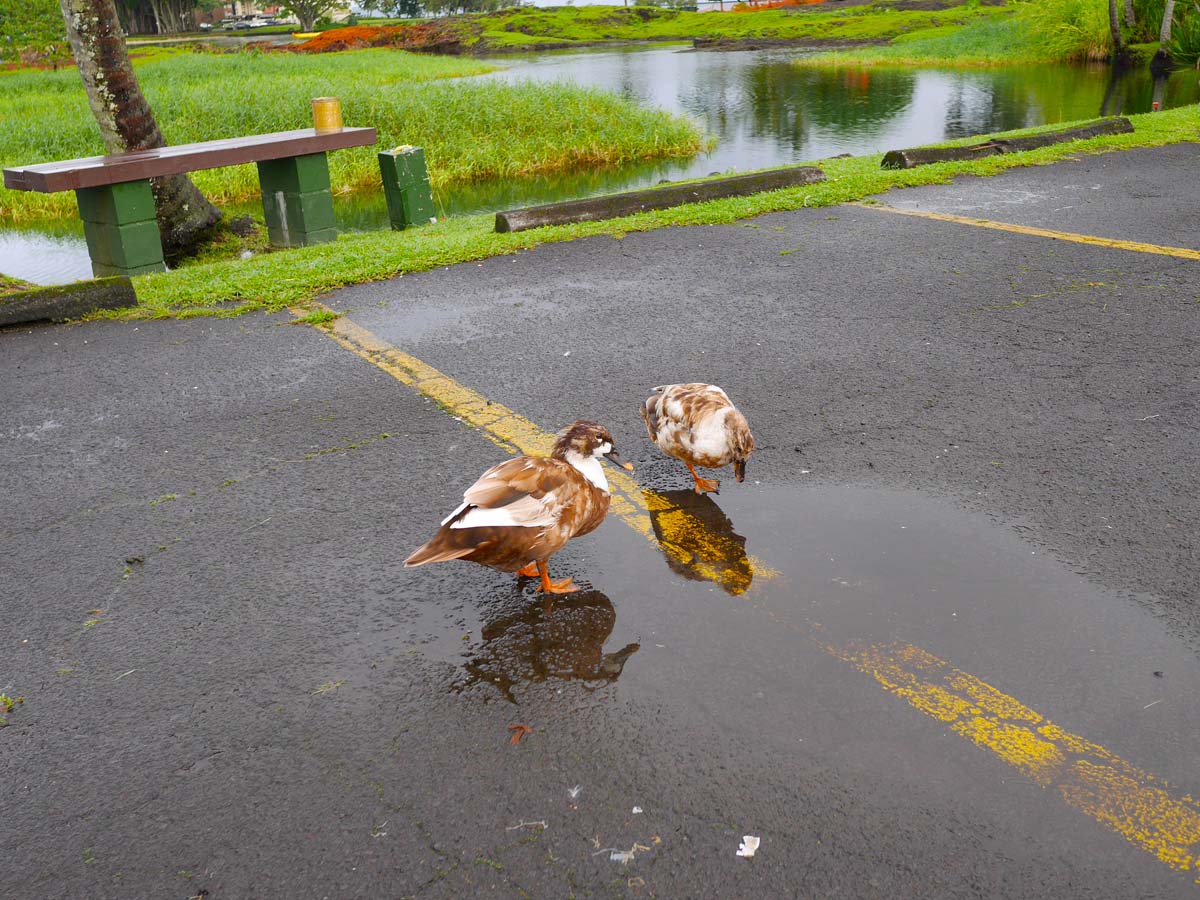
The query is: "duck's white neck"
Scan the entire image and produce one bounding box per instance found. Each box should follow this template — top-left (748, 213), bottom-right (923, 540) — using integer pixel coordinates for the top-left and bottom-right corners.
top-left (565, 450), bottom-right (609, 492)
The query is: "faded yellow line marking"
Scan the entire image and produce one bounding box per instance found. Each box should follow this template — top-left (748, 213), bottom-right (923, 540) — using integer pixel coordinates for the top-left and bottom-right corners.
top-left (298, 305), bottom-right (1200, 884)
top-left (296, 305), bottom-right (776, 592)
top-left (829, 640), bottom-right (1200, 879)
top-left (859, 203), bottom-right (1200, 261)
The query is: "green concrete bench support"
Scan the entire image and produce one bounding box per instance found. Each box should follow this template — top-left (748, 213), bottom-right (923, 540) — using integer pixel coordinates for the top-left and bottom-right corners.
top-left (257, 152), bottom-right (337, 248)
top-left (75, 181), bottom-right (166, 277)
top-left (378, 147), bottom-right (435, 231)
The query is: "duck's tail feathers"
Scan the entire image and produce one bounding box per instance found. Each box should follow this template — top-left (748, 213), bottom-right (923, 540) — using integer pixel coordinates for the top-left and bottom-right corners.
top-left (640, 397), bottom-right (659, 440)
top-left (404, 540), bottom-right (476, 568)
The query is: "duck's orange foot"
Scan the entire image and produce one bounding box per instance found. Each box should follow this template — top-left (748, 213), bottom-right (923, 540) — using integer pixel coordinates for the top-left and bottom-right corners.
top-left (515, 562), bottom-right (539, 578)
top-left (536, 561), bottom-right (579, 595)
top-left (686, 462), bottom-right (720, 494)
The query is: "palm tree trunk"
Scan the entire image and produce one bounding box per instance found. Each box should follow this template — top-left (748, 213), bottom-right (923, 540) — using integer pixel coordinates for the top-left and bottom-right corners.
top-left (1108, 0), bottom-right (1127, 63)
top-left (1123, 0), bottom-right (1135, 27)
top-left (58, 0), bottom-right (221, 251)
top-left (1160, 0), bottom-right (1176, 46)
top-left (1152, 0), bottom-right (1176, 72)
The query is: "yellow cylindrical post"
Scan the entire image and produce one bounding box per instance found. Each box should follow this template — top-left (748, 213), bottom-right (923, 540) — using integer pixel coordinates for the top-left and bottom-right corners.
top-left (311, 97), bottom-right (343, 134)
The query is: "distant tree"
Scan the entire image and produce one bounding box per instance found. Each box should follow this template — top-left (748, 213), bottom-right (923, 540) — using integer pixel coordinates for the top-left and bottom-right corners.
top-left (277, 0), bottom-right (349, 30)
top-left (58, 0), bottom-right (221, 250)
top-left (112, 0), bottom-right (219, 33)
top-left (1124, 0), bottom-right (1135, 26)
top-left (359, 0), bottom-right (423, 17)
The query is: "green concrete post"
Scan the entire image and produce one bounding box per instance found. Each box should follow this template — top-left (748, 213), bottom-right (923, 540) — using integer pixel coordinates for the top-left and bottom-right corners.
top-left (75, 181), bottom-right (166, 277)
top-left (256, 152), bottom-right (337, 248)
top-left (378, 146), bottom-right (435, 231)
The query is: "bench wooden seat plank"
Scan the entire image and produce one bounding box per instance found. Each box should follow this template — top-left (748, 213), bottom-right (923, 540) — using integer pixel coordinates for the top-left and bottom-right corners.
top-left (3, 127), bottom-right (377, 193)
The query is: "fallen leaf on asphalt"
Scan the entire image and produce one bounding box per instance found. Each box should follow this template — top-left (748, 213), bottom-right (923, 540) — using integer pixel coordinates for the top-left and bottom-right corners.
top-left (508, 723), bottom-right (533, 746)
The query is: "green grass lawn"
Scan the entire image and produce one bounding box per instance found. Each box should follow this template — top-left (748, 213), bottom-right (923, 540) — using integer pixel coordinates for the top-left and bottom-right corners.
top-left (122, 103), bottom-right (1198, 320)
top-left (0, 46), bottom-right (706, 223)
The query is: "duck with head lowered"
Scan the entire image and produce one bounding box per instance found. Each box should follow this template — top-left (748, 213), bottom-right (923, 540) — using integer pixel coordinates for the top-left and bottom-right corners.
top-left (641, 383), bottom-right (755, 494)
top-left (405, 421), bottom-right (633, 594)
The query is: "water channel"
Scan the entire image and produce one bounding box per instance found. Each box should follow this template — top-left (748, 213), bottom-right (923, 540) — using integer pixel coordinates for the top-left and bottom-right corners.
top-left (4, 44), bottom-right (1197, 284)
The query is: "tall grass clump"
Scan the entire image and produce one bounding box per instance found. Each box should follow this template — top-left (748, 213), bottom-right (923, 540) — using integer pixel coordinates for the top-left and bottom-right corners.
top-left (1168, 8), bottom-right (1200, 63)
top-left (0, 47), bottom-right (706, 223)
top-left (1016, 0), bottom-right (1110, 60)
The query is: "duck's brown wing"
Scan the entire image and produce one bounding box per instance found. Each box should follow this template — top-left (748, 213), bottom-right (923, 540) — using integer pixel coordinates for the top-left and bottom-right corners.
top-left (405, 457), bottom-right (577, 569)
top-left (454, 457), bottom-right (571, 527)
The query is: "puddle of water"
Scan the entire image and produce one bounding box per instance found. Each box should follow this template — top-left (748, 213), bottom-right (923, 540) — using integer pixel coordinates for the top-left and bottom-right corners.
top-left (350, 479), bottom-right (1200, 744)
top-left (6, 46), bottom-right (1198, 282)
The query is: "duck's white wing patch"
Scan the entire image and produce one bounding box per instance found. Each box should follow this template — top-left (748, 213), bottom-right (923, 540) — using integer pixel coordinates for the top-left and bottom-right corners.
top-left (689, 406), bottom-right (734, 458)
top-left (449, 492), bottom-right (559, 530)
top-left (440, 501), bottom-right (470, 527)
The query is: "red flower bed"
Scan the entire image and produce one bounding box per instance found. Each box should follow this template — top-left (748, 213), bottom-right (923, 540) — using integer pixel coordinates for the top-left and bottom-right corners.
top-left (291, 23), bottom-right (463, 54)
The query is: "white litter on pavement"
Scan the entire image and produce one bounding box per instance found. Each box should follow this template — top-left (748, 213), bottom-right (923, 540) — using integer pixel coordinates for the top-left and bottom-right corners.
top-left (737, 835), bottom-right (760, 858)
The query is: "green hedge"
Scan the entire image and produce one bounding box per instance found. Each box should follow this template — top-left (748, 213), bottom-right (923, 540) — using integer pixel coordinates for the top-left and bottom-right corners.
top-left (0, 0), bottom-right (66, 61)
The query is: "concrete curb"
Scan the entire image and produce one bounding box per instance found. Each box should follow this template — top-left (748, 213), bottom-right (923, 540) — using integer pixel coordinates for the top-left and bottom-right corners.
top-left (881, 118), bottom-right (1135, 170)
top-left (0, 276), bottom-right (137, 326)
top-left (495, 165), bottom-right (826, 233)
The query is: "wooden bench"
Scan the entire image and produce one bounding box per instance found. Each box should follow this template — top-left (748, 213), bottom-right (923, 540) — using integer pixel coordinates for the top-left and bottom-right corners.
top-left (2, 127), bottom-right (377, 277)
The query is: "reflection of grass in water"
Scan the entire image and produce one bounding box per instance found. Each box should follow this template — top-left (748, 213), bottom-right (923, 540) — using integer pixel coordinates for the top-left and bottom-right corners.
top-left (0, 46), bottom-right (706, 223)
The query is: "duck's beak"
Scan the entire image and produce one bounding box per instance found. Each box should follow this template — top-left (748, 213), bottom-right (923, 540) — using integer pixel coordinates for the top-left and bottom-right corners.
top-left (603, 449), bottom-right (635, 472)
top-left (733, 459), bottom-right (747, 482)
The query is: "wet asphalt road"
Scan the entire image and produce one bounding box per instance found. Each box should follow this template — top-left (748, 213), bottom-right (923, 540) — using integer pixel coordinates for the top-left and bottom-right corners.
top-left (3, 144), bottom-right (1199, 898)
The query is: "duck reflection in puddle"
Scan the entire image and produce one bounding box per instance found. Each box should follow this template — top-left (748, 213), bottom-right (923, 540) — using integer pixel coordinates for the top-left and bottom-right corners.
top-left (458, 589), bottom-right (640, 703)
top-left (644, 489), bottom-right (753, 596)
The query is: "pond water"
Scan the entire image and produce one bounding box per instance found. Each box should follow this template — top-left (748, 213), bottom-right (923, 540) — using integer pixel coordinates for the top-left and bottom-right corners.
top-left (4, 44), bottom-right (1198, 284)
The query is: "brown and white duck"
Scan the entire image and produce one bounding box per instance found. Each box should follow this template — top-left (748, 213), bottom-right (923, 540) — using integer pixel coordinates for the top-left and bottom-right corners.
top-left (640, 383), bottom-right (755, 494)
top-left (404, 421), bottom-right (633, 594)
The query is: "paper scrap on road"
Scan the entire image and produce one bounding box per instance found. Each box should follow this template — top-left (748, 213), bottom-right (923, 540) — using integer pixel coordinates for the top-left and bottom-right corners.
top-left (736, 835), bottom-right (760, 858)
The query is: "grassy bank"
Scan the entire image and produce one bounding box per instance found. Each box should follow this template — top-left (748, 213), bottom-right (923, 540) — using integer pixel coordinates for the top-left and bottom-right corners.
top-left (0, 47), bottom-right (706, 223)
top-left (430, 2), bottom-right (1009, 51)
top-left (122, 103), bottom-right (1198, 319)
top-left (797, 0), bottom-right (1198, 66)
top-left (798, 0), bottom-right (1106, 66)
top-left (1, 273), bottom-right (35, 295)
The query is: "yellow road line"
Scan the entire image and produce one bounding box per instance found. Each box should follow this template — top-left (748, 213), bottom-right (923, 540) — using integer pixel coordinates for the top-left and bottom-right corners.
top-left (830, 640), bottom-right (1200, 880)
top-left (297, 305), bottom-right (775, 592)
top-left (298, 305), bottom-right (1200, 884)
top-left (858, 203), bottom-right (1200, 261)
